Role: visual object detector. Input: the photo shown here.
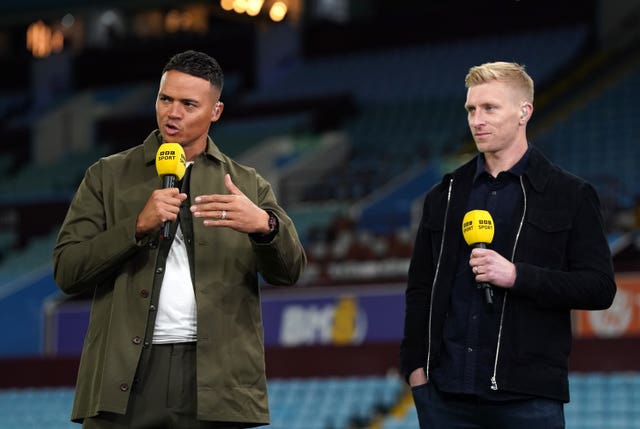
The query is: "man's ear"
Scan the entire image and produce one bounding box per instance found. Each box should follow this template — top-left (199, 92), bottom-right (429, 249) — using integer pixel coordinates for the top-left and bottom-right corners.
top-left (212, 101), bottom-right (224, 120)
top-left (519, 102), bottom-right (533, 123)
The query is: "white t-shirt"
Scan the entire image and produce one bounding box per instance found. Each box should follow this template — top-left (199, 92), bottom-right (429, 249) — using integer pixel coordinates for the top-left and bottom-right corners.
top-left (153, 224), bottom-right (197, 343)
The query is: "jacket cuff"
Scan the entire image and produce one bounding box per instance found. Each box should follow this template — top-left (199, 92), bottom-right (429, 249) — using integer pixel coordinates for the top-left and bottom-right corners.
top-left (511, 262), bottom-right (541, 300)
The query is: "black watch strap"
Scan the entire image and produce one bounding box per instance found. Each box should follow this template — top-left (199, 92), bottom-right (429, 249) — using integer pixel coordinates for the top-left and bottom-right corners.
top-left (249, 211), bottom-right (279, 243)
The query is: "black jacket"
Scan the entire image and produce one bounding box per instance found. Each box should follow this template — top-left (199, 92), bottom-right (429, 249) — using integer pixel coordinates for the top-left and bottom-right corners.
top-left (400, 146), bottom-right (616, 402)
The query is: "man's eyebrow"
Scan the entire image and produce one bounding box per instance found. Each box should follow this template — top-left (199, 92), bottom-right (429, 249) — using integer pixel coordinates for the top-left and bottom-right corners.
top-left (181, 97), bottom-right (199, 104)
top-left (158, 93), bottom-right (199, 105)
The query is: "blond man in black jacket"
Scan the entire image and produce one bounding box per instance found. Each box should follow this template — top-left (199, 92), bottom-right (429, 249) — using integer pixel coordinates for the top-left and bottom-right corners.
top-left (401, 62), bottom-right (616, 429)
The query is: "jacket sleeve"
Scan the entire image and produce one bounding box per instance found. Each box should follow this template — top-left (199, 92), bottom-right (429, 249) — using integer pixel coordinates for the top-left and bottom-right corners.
top-left (249, 174), bottom-right (306, 286)
top-left (52, 161), bottom-right (144, 295)
top-left (512, 182), bottom-right (616, 310)
top-left (400, 196), bottom-right (434, 382)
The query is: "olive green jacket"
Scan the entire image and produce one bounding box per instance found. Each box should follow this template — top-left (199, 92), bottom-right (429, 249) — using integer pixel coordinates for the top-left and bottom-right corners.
top-left (53, 131), bottom-right (306, 426)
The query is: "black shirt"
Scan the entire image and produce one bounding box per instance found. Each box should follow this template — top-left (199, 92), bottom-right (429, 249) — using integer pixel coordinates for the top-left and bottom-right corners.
top-left (431, 147), bottom-right (532, 401)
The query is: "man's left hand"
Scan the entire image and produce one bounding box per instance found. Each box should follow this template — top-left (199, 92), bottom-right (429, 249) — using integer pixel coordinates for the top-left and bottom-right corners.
top-left (191, 174), bottom-right (270, 234)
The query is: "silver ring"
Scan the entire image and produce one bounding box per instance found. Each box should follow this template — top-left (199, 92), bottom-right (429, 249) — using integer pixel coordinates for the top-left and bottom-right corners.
top-left (221, 210), bottom-right (227, 220)
top-left (473, 266), bottom-right (478, 274)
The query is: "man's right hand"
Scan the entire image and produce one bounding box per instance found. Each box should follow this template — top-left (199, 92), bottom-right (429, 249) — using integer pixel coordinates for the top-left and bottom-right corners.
top-left (135, 188), bottom-right (187, 239)
top-left (409, 367), bottom-right (428, 387)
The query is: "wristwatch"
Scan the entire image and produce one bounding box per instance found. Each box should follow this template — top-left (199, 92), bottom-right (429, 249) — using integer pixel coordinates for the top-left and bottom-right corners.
top-left (249, 211), bottom-right (279, 243)
top-left (267, 211), bottom-right (279, 234)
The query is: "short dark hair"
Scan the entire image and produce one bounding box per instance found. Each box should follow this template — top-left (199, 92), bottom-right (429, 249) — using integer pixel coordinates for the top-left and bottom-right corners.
top-left (163, 50), bottom-right (224, 91)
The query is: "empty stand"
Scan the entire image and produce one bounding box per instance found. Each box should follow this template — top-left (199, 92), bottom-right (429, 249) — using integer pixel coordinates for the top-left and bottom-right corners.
top-left (246, 26), bottom-right (588, 104)
top-left (536, 67), bottom-right (640, 208)
top-left (1, 373), bottom-right (639, 429)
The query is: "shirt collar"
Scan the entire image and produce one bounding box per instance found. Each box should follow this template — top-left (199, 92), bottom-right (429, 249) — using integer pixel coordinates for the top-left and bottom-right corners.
top-left (473, 145), bottom-right (531, 182)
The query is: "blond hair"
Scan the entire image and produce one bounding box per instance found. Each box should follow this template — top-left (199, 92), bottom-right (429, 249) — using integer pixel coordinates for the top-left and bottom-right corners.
top-left (465, 61), bottom-right (534, 103)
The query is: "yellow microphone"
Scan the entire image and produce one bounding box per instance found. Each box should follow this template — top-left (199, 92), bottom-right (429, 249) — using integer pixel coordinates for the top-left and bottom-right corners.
top-left (155, 143), bottom-right (187, 239)
top-left (462, 210), bottom-right (495, 305)
top-left (156, 143), bottom-right (186, 184)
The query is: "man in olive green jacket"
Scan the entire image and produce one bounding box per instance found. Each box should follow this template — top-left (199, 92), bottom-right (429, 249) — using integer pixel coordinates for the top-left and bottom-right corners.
top-left (53, 50), bottom-right (306, 428)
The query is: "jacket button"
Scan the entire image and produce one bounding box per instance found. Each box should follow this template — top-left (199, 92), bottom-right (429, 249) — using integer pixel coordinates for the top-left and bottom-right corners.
top-left (132, 336), bottom-right (142, 345)
top-left (149, 304), bottom-right (156, 311)
top-left (140, 289), bottom-right (149, 298)
top-left (119, 383), bottom-right (129, 392)
top-left (149, 241), bottom-right (158, 249)
top-left (156, 267), bottom-right (164, 274)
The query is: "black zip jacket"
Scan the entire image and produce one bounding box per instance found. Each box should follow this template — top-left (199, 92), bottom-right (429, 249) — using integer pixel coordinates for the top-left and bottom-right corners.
top-left (400, 146), bottom-right (616, 402)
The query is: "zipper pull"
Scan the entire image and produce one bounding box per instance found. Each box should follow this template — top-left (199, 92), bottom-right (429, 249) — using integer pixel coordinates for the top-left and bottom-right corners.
top-left (490, 376), bottom-right (498, 391)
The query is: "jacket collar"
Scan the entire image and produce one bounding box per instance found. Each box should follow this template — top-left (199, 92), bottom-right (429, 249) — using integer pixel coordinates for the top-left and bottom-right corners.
top-left (143, 130), bottom-right (228, 165)
top-left (523, 146), bottom-right (553, 193)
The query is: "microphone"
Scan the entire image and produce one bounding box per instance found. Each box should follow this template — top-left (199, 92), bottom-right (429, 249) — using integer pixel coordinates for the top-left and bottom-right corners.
top-left (155, 143), bottom-right (187, 239)
top-left (462, 210), bottom-right (495, 305)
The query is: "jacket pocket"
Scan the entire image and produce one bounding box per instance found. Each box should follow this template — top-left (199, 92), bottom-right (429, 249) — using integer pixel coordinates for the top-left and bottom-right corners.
top-left (522, 209), bottom-right (571, 268)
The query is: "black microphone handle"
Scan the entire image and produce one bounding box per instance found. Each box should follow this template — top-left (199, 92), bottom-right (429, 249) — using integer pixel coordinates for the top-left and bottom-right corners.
top-left (482, 282), bottom-right (494, 305)
top-left (474, 242), bottom-right (494, 306)
top-left (161, 174), bottom-right (178, 239)
top-left (162, 174), bottom-right (177, 189)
